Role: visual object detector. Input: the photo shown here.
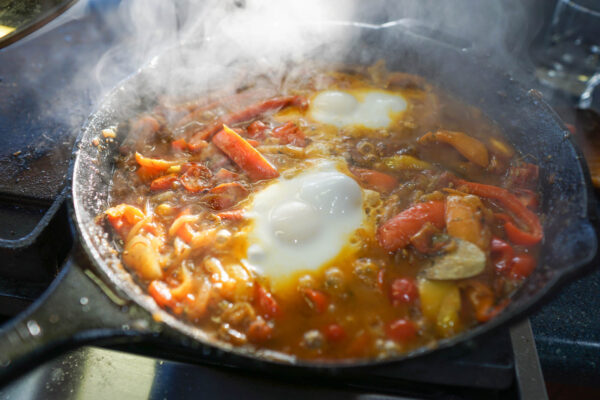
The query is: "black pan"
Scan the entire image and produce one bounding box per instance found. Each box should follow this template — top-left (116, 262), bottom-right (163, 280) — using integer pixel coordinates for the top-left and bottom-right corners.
top-left (0, 21), bottom-right (597, 385)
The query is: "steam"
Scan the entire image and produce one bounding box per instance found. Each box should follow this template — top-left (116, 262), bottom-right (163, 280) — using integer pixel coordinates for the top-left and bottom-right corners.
top-left (1, 0), bottom-right (549, 198)
top-left (83, 0), bottom-right (543, 103)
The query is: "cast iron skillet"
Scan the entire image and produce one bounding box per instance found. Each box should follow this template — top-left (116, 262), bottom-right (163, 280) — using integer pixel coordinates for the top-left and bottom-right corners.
top-left (0, 21), bottom-right (597, 385)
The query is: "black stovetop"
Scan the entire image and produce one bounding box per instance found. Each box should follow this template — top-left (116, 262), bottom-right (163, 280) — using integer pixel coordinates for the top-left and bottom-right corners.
top-left (0, 2), bottom-right (599, 398)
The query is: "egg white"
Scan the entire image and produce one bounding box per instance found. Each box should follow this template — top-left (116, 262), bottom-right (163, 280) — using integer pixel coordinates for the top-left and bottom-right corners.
top-left (309, 89), bottom-right (407, 129)
top-left (242, 161), bottom-right (366, 290)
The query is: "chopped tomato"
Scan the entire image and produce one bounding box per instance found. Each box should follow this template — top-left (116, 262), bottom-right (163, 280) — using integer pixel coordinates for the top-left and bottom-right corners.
top-left (377, 201), bottom-right (446, 252)
top-left (212, 125), bottom-right (279, 181)
top-left (271, 122), bottom-right (306, 147)
top-left (150, 174), bottom-right (178, 191)
top-left (205, 182), bottom-right (249, 210)
top-left (510, 254), bottom-right (536, 280)
top-left (324, 323), bottom-right (346, 342)
top-left (302, 288), bottom-right (329, 313)
top-left (179, 163), bottom-right (213, 192)
top-left (247, 120), bottom-right (268, 139)
top-left (247, 318), bottom-right (273, 343)
top-left (386, 319), bottom-right (417, 342)
top-left (254, 285), bottom-right (281, 319)
top-left (350, 167), bottom-right (398, 194)
top-left (390, 278), bottom-right (418, 306)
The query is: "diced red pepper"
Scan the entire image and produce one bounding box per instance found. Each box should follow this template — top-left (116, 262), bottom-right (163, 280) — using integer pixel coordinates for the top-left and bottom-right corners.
top-left (302, 288), bottom-right (329, 313)
top-left (390, 278), bottom-right (418, 306)
top-left (254, 284), bottom-right (281, 320)
top-left (212, 124), bottom-right (279, 181)
top-left (323, 323), bottom-right (346, 342)
top-left (386, 319), bottom-right (417, 342)
top-left (377, 201), bottom-right (446, 252)
top-left (247, 318), bottom-right (273, 343)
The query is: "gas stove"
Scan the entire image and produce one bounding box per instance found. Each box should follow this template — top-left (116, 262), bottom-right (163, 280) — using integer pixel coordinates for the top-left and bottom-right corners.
top-left (0, 3), bottom-right (599, 399)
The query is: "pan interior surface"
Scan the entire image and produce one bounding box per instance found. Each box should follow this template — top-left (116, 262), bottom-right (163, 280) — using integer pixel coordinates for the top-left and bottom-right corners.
top-left (71, 22), bottom-right (597, 367)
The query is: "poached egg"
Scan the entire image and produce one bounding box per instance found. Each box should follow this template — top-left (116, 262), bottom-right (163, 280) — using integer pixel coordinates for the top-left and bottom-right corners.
top-left (309, 89), bottom-right (407, 129)
top-left (243, 161), bottom-right (366, 289)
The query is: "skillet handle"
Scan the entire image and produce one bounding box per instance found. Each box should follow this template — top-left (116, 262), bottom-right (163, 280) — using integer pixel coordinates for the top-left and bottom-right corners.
top-left (0, 247), bottom-right (160, 386)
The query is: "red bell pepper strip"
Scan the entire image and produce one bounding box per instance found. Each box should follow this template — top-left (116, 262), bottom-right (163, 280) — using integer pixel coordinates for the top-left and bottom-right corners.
top-left (150, 174), bottom-right (178, 191)
top-left (454, 179), bottom-right (543, 246)
top-left (350, 167), bottom-right (399, 194)
top-left (377, 201), bottom-right (446, 252)
top-left (191, 95), bottom-right (308, 142)
top-left (490, 237), bottom-right (514, 275)
top-left (135, 152), bottom-right (177, 171)
top-left (212, 124), bottom-right (279, 181)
